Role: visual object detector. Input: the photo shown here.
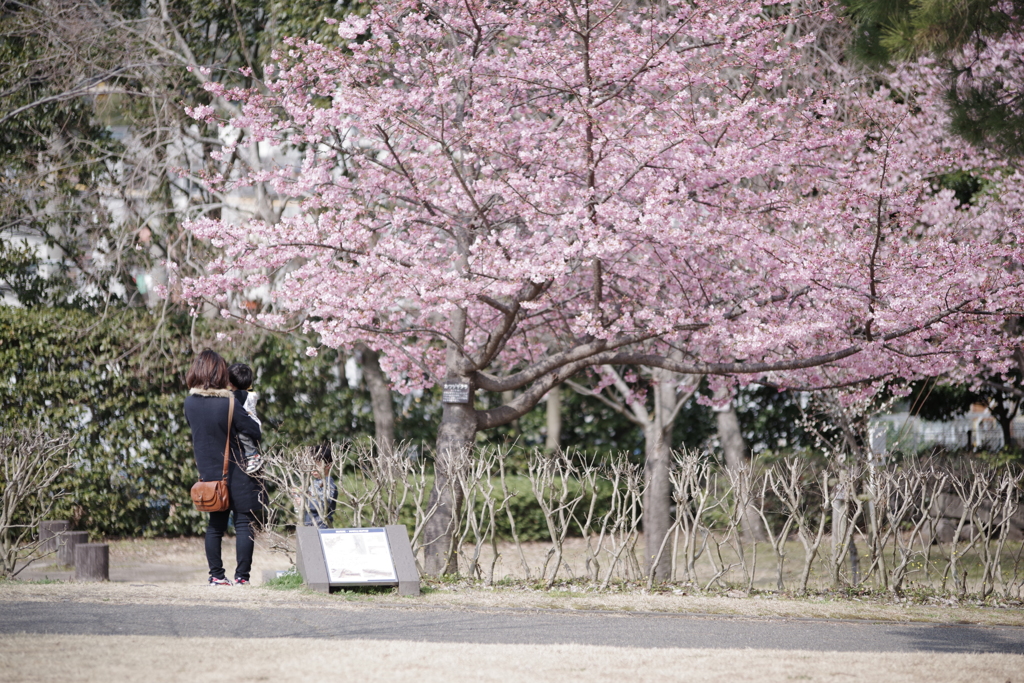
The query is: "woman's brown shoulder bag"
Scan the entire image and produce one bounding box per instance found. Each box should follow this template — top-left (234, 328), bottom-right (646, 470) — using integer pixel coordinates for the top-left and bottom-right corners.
top-left (190, 395), bottom-right (234, 512)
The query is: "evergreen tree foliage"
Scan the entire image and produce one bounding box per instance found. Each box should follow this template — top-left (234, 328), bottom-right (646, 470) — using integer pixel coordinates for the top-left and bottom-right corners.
top-left (843, 0), bottom-right (1024, 156)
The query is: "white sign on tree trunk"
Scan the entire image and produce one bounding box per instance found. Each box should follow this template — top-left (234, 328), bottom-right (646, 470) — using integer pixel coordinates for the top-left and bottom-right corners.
top-left (442, 382), bottom-right (470, 404)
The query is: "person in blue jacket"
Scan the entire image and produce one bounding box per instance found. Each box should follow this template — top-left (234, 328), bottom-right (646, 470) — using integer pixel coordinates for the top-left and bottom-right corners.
top-left (303, 443), bottom-right (337, 529)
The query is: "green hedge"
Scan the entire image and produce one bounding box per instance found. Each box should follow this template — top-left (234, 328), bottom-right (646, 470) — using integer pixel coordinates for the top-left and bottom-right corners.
top-left (0, 306), bottom-right (376, 537)
top-left (0, 307), bottom-right (203, 536)
top-left (324, 473), bottom-right (616, 542)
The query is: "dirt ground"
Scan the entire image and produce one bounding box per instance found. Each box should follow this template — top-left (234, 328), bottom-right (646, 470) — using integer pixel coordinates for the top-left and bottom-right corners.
top-left (1, 634), bottom-right (1023, 683)
top-left (16, 536), bottom-right (293, 585)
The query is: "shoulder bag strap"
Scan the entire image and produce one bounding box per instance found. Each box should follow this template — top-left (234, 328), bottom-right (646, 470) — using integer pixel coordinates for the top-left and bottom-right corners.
top-left (222, 395), bottom-right (235, 481)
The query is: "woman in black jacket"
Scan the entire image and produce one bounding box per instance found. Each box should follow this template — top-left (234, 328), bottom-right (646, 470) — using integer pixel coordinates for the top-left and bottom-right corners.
top-left (184, 349), bottom-right (264, 586)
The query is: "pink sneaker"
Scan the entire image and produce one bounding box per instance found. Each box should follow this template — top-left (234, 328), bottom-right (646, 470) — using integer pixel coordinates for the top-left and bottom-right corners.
top-left (208, 576), bottom-right (232, 586)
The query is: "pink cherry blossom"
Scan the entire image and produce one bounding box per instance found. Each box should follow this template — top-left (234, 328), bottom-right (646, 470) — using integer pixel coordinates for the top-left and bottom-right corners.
top-left (173, 0), bottom-right (1024, 430)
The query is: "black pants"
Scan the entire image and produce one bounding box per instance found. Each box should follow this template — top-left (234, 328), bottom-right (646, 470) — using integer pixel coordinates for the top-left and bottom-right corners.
top-left (206, 508), bottom-right (255, 581)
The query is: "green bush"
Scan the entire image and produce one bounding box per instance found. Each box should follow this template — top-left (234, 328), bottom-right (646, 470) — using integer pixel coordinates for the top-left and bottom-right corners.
top-left (320, 471), bottom-right (615, 542)
top-left (0, 307), bottom-right (203, 536)
top-left (0, 306), bottom-right (377, 537)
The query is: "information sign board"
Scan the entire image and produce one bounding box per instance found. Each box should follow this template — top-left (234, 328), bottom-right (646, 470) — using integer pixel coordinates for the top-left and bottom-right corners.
top-left (295, 524), bottom-right (420, 595)
top-left (318, 528), bottom-right (397, 584)
top-left (442, 382), bottom-right (470, 404)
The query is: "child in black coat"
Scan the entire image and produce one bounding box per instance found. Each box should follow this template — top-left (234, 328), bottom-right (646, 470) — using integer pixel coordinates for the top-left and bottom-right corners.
top-left (228, 362), bottom-right (263, 474)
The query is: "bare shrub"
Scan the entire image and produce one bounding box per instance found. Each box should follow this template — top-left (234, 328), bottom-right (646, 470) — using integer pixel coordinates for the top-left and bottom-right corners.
top-left (593, 456), bottom-right (646, 589)
top-left (456, 446), bottom-right (503, 582)
top-left (756, 463), bottom-right (798, 591)
top-left (0, 428), bottom-right (74, 578)
top-left (669, 451), bottom-right (718, 585)
top-left (255, 439), bottom-right (434, 565)
top-left (252, 439), bottom-right (1024, 597)
top-left (530, 449), bottom-right (590, 586)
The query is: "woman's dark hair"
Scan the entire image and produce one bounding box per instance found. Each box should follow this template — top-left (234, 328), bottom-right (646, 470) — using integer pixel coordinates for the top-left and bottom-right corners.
top-left (185, 349), bottom-right (229, 390)
top-left (228, 362), bottom-right (254, 391)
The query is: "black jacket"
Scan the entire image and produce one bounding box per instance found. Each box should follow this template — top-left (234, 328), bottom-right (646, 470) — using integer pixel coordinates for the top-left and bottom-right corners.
top-left (184, 388), bottom-right (264, 513)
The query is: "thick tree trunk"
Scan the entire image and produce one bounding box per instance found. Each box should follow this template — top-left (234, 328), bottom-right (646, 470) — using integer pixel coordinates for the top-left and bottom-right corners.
top-left (422, 399), bottom-right (476, 576)
top-left (643, 366), bottom-right (677, 582)
top-left (716, 402), bottom-right (768, 543)
top-left (643, 423), bottom-right (673, 581)
top-left (998, 413), bottom-right (1014, 450)
top-left (422, 308), bottom-right (476, 577)
top-left (988, 395), bottom-right (1017, 450)
top-left (545, 384), bottom-right (562, 452)
top-left (358, 346), bottom-right (396, 456)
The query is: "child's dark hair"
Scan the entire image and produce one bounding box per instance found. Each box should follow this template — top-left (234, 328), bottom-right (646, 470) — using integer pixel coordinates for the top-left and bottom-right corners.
top-left (312, 442), bottom-right (333, 465)
top-left (228, 362), bottom-right (254, 391)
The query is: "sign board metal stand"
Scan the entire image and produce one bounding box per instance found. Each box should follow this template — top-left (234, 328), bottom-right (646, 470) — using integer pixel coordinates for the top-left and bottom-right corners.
top-left (296, 524), bottom-right (420, 596)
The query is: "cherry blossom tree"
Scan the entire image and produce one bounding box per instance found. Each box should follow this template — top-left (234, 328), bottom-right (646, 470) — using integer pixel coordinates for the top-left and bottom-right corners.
top-left (175, 0), bottom-right (1024, 576)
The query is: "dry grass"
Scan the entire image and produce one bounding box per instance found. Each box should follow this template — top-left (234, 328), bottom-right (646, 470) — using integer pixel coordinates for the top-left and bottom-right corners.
top-left (4, 536), bottom-right (1022, 627)
top-left (0, 634), bottom-right (1021, 683)
top-left (457, 535), bottom-right (1024, 596)
top-left (391, 585), bottom-right (1024, 627)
